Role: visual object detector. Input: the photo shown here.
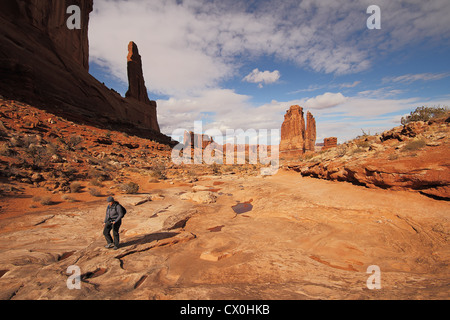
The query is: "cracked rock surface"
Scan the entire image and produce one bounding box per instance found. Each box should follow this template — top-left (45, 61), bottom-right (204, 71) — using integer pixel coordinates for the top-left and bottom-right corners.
top-left (0, 172), bottom-right (449, 300)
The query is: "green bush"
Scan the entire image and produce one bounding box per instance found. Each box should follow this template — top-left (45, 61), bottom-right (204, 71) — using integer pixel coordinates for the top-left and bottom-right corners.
top-left (401, 106), bottom-right (449, 125)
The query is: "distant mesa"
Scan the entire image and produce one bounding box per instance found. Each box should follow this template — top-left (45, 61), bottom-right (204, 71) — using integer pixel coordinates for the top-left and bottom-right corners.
top-left (280, 105), bottom-right (316, 158)
top-left (183, 131), bottom-right (215, 149)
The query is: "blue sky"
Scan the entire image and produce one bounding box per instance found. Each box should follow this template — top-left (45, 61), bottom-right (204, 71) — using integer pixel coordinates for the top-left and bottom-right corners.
top-left (88, 0), bottom-right (450, 144)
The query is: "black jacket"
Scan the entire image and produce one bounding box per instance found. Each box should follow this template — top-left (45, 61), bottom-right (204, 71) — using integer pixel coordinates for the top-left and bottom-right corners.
top-left (104, 202), bottom-right (124, 224)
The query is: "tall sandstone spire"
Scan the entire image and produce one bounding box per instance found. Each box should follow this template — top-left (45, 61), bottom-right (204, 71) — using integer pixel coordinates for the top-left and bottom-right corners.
top-left (126, 41), bottom-right (151, 104)
top-left (305, 111), bottom-right (317, 152)
top-left (280, 105), bottom-right (306, 155)
top-left (280, 105), bottom-right (316, 158)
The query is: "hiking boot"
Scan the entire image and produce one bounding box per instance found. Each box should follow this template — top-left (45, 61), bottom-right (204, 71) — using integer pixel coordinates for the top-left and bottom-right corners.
top-left (113, 246), bottom-right (119, 250)
top-left (105, 243), bottom-right (114, 249)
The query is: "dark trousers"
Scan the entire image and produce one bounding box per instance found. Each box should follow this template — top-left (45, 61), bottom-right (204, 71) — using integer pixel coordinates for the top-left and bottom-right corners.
top-left (103, 221), bottom-right (122, 247)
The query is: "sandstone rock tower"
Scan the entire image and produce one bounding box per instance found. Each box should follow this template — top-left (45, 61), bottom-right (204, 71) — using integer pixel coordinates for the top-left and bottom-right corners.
top-left (183, 131), bottom-right (214, 149)
top-left (305, 111), bottom-right (317, 152)
top-left (126, 41), bottom-right (151, 104)
top-left (280, 105), bottom-right (316, 157)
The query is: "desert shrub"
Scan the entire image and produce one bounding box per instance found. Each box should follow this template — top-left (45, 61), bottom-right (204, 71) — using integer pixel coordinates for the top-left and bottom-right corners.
top-left (22, 135), bottom-right (38, 148)
top-left (69, 182), bottom-right (82, 193)
top-left (0, 142), bottom-right (11, 156)
top-left (401, 106), bottom-right (449, 125)
top-left (0, 120), bottom-right (7, 136)
top-left (67, 135), bottom-right (83, 149)
top-left (62, 194), bottom-right (76, 202)
top-left (356, 129), bottom-right (371, 139)
top-left (149, 163), bottom-right (167, 180)
top-left (46, 142), bottom-right (61, 157)
top-left (402, 139), bottom-right (426, 152)
top-left (336, 145), bottom-right (347, 157)
top-left (89, 178), bottom-right (104, 187)
top-left (355, 139), bottom-right (371, 149)
top-left (26, 145), bottom-right (52, 168)
top-left (39, 196), bottom-right (53, 206)
top-left (349, 147), bottom-right (366, 155)
top-left (89, 188), bottom-right (102, 197)
top-left (34, 195), bottom-right (52, 205)
top-left (88, 168), bottom-right (109, 181)
top-left (121, 182), bottom-right (139, 194)
top-left (9, 136), bottom-right (23, 147)
top-left (210, 163), bottom-right (220, 175)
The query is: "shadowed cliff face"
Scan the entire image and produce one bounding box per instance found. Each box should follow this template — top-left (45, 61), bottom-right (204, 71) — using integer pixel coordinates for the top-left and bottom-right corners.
top-left (0, 0), bottom-right (163, 139)
top-left (126, 41), bottom-right (151, 105)
top-left (1, 0), bottom-right (92, 71)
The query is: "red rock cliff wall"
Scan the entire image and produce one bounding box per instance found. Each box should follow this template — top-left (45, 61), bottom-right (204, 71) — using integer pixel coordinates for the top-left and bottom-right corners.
top-left (0, 0), bottom-right (161, 135)
top-left (1, 0), bottom-right (92, 71)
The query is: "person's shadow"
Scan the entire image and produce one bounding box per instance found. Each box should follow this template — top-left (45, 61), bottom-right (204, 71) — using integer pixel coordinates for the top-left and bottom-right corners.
top-left (119, 232), bottom-right (180, 249)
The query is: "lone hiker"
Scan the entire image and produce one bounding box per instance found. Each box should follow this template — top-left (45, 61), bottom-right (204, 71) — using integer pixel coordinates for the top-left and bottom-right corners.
top-left (103, 196), bottom-right (124, 250)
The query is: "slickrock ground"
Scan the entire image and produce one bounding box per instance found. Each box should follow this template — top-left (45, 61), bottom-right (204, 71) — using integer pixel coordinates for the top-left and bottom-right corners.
top-left (0, 98), bottom-right (448, 300)
top-left (0, 170), bottom-right (448, 300)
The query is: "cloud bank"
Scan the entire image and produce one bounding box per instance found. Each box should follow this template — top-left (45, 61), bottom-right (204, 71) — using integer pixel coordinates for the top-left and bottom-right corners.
top-left (88, 0), bottom-right (450, 143)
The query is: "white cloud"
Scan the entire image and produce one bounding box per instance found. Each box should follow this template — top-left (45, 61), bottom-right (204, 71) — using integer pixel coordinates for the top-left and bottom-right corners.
top-left (243, 69), bottom-right (281, 87)
top-left (382, 72), bottom-right (450, 84)
top-left (89, 0), bottom-right (450, 96)
top-left (339, 81), bottom-right (361, 88)
top-left (88, 0), bottom-right (450, 144)
top-left (157, 88), bottom-right (450, 145)
top-left (304, 92), bottom-right (348, 110)
top-left (358, 88), bottom-right (405, 98)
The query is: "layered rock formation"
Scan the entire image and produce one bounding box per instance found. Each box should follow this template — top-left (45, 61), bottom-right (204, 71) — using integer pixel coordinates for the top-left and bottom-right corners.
top-left (280, 105), bottom-right (316, 157)
top-left (0, 0), bottom-right (163, 140)
top-left (322, 137), bottom-right (338, 151)
top-left (287, 119), bottom-right (450, 200)
top-left (305, 111), bottom-right (317, 152)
